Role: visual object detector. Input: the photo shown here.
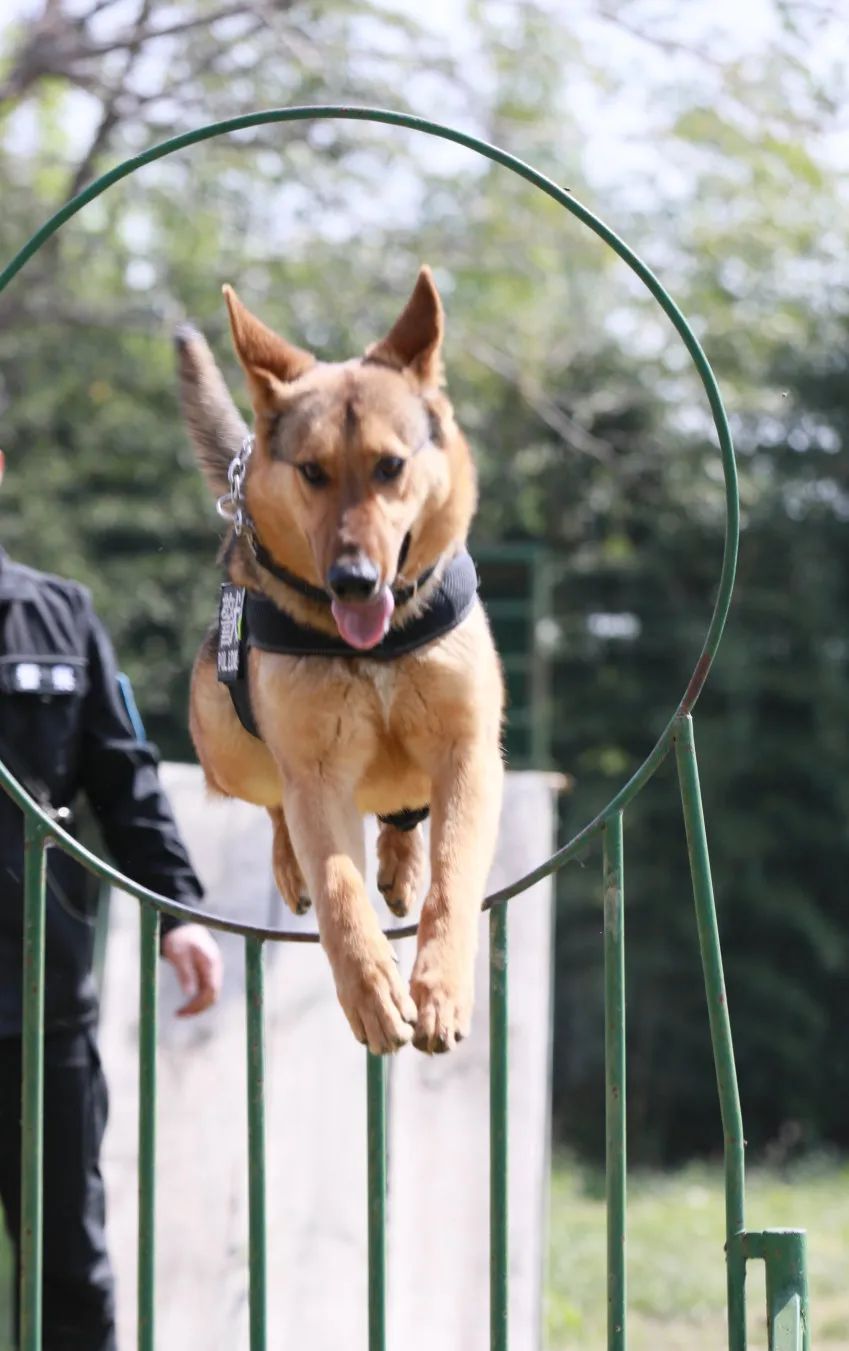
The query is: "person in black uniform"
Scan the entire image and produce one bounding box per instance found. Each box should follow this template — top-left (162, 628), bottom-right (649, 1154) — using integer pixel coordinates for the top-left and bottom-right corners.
top-left (0, 449), bottom-right (222, 1349)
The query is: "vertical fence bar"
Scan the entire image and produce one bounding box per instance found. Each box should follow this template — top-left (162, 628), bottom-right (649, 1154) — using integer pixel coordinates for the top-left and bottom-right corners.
top-left (245, 936), bottom-right (268, 1351)
top-left (490, 902), bottom-right (509, 1351)
top-left (762, 1230), bottom-right (810, 1351)
top-left (603, 813), bottom-right (627, 1351)
top-left (366, 1051), bottom-right (387, 1351)
top-left (137, 905), bottom-right (159, 1351)
top-left (19, 817), bottom-right (48, 1351)
top-left (137, 903), bottom-right (159, 1351)
top-left (674, 714), bottom-right (747, 1351)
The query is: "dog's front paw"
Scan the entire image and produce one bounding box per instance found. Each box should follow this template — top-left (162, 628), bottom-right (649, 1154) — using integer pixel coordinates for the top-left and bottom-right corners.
top-left (334, 933), bottom-right (418, 1055)
top-left (410, 938), bottom-right (473, 1054)
top-left (377, 822), bottom-right (425, 917)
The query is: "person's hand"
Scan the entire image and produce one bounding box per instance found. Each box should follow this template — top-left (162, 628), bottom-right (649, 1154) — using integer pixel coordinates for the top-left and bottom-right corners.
top-left (161, 924), bottom-right (223, 1017)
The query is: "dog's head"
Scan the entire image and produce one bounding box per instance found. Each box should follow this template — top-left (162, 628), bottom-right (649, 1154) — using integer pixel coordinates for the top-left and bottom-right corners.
top-left (181, 268), bottom-right (476, 650)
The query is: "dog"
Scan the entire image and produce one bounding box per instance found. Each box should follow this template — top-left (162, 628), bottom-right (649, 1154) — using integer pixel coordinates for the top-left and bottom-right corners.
top-left (176, 267), bottom-right (504, 1054)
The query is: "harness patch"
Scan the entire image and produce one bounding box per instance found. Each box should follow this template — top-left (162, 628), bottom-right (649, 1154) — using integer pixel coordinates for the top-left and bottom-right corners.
top-left (217, 584), bottom-right (246, 685)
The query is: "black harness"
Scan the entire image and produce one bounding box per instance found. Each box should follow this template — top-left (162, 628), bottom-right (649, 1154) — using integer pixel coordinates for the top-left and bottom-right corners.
top-left (217, 549), bottom-right (479, 832)
top-left (249, 534), bottom-right (434, 610)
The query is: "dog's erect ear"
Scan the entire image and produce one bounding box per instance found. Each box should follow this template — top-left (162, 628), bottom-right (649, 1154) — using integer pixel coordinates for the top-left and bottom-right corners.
top-left (365, 265), bottom-right (444, 386)
top-left (174, 323), bottom-right (248, 499)
top-left (223, 284), bottom-right (315, 410)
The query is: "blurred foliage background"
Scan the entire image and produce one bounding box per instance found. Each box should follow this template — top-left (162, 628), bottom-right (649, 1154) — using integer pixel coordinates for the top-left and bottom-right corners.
top-left (1, 0), bottom-right (848, 1165)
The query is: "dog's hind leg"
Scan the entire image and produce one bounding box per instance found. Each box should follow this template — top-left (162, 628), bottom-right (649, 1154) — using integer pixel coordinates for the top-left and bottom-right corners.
top-left (268, 806), bottom-right (311, 915)
top-left (377, 821), bottom-right (425, 918)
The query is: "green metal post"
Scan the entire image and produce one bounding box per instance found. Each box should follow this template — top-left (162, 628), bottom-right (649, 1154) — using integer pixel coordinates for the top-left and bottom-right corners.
top-left (603, 813), bottom-right (627, 1350)
top-left (490, 903), bottom-right (509, 1351)
top-left (762, 1230), bottom-right (810, 1351)
top-left (20, 817), bottom-right (48, 1351)
top-left (245, 937), bottom-right (268, 1351)
top-left (137, 903), bottom-right (159, 1351)
top-left (674, 715), bottom-right (747, 1351)
top-left (367, 1051), bottom-right (387, 1351)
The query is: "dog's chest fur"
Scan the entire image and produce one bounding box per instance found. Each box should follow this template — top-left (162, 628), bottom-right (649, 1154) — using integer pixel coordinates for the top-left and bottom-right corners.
top-left (361, 662), bottom-right (399, 725)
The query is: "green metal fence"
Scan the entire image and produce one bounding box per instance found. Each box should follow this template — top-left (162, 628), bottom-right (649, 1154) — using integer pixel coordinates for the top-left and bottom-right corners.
top-left (0, 107), bottom-right (811, 1350)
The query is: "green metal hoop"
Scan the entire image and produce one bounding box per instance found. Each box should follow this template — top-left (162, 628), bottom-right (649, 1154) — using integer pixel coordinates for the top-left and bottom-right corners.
top-left (0, 104), bottom-right (739, 939)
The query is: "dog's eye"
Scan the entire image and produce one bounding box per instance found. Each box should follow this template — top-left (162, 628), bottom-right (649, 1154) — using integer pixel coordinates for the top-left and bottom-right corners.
top-left (373, 455), bottom-right (405, 484)
top-left (297, 461), bottom-right (329, 487)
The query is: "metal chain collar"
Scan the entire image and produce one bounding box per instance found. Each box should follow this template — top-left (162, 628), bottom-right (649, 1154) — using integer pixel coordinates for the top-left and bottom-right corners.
top-left (216, 436), bottom-right (255, 537)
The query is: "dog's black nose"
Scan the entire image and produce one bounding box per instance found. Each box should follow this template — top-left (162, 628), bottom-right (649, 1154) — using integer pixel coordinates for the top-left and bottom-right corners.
top-left (327, 555), bottom-right (380, 601)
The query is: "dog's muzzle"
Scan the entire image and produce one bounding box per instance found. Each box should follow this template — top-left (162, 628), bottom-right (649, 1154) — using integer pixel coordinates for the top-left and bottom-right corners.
top-left (326, 554), bottom-right (381, 602)
top-left (326, 553), bottom-right (395, 650)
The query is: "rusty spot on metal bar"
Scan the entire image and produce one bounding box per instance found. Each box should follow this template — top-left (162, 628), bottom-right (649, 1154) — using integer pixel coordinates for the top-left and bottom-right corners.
top-left (679, 650), bottom-right (713, 714)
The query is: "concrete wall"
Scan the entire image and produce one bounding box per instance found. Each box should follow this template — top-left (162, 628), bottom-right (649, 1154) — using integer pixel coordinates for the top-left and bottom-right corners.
top-left (99, 767), bottom-right (558, 1350)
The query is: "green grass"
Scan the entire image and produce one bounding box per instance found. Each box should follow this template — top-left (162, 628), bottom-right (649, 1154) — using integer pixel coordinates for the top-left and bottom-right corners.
top-left (547, 1155), bottom-right (849, 1349)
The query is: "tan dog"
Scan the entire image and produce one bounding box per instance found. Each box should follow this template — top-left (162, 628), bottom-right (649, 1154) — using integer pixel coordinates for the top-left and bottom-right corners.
top-left (177, 267), bottom-right (504, 1054)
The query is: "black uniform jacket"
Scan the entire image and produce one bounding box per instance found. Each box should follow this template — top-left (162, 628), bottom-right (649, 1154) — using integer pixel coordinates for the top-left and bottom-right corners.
top-left (0, 548), bottom-right (204, 1034)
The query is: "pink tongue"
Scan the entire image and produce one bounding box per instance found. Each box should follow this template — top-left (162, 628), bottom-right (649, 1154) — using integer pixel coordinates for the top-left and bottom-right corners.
top-left (331, 588), bottom-right (395, 650)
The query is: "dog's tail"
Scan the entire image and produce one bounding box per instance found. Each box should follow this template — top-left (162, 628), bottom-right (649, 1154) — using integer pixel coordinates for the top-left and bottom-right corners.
top-left (175, 323), bottom-right (248, 498)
